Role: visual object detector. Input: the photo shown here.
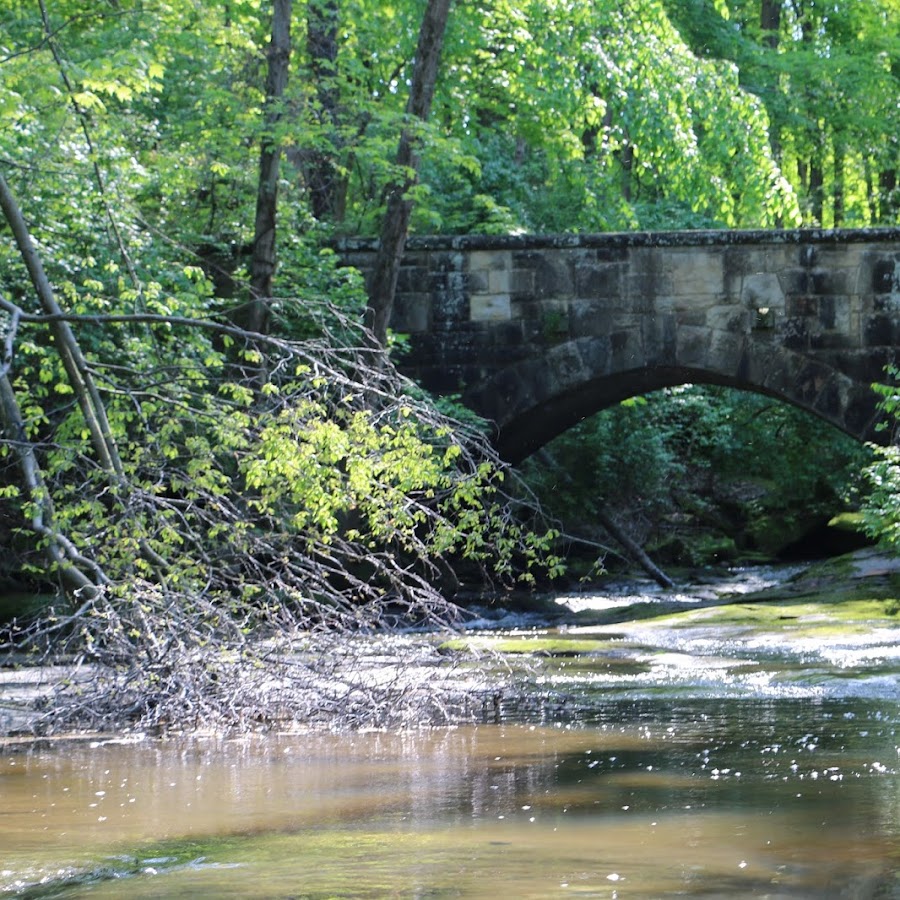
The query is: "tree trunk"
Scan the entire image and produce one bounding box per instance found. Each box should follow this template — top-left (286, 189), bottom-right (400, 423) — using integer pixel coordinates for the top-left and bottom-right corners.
top-left (366, 0), bottom-right (452, 348)
top-left (0, 171), bottom-right (124, 479)
top-left (760, 0), bottom-right (780, 45)
top-left (0, 174), bottom-right (171, 593)
top-left (759, 0), bottom-right (782, 167)
top-left (619, 140), bottom-right (634, 203)
top-left (880, 168), bottom-right (898, 222)
top-left (809, 158), bottom-right (824, 225)
top-left (248, 0), bottom-right (293, 336)
top-left (833, 142), bottom-right (845, 227)
top-left (0, 373), bottom-right (104, 601)
top-left (305, 0), bottom-right (342, 220)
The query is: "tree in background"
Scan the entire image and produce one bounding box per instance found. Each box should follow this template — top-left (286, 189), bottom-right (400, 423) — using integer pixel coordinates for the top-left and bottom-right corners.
top-left (366, 0), bottom-right (452, 347)
top-left (409, 0), bottom-right (801, 233)
top-left (666, 0), bottom-right (900, 227)
top-left (249, 0), bottom-right (294, 336)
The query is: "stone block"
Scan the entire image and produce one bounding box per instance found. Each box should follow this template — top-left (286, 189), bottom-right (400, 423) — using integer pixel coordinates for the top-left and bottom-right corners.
top-left (814, 245), bottom-right (860, 273)
top-left (810, 331), bottom-right (851, 350)
top-left (488, 268), bottom-right (511, 294)
top-left (872, 257), bottom-right (900, 295)
top-left (874, 292), bottom-right (900, 312)
top-left (781, 267), bottom-right (812, 295)
top-left (575, 262), bottom-right (622, 300)
top-left (429, 271), bottom-right (449, 292)
top-left (470, 294), bottom-right (511, 322)
top-left (465, 270), bottom-right (489, 293)
top-left (431, 250), bottom-right (465, 273)
top-left (667, 249), bottom-right (724, 299)
top-left (511, 296), bottom-right (551, 321)
top-left (741, 272), bottom-right (785, 312)
top-left (787, 295), bottom-right (817, 317)
top-left (811, 377), bottom-right (842, 419)
top-left (608, 328), bottom-right (635, 364)
top-left (709, 329), bottom-right (745, 375)
top-left (707, 305), bottom-right (750, 334)
top-left (810, 269), bottom-right (846, 295)
top-left (431, 288), bottom-right (468, 324)
top-left (514, 251), bottom-right (574, 297)
top-left (468, 250), bottom-right (509, 272)
top-left (843, 390), bottom-right (880, 436)
top-left (511, 268), bottom-right (536, 296)
top-left (396, 266), bottom-right (429, 294)
top-left (675, 324), bottom-right (711, 367)
top-left (676, 309), bottom-right (708, 328)
top-left (591, 246), bottom-right (629, 263)
top-left (568, 299), bottom-right (614, 338)
top-left (626, 272), bottom-right (662, 301)
top-left (743, 344), bottom-right (787, 391)
top-left (577, 335), bottom-right (613, 376)
top-left (779, 317), bottom-right (809, 351)
top-left (391, 293), bottom-right (430, 333)
top-left (724, 246), bottom-right (769, 280)
top-left (864, 313), bottom-right (900, 347)
top-left (643, 313), bottom-right (677, 366)
top-left (546, 340), bottom-right (589, 390)
top-left (446, 271), bottom-right (467, 292)
top-left (798, 244), bottom-right (818, 267)
top-left (486, 320), bottom-right (527, 350)
top-left (817, 296), bottom-right (837, 330)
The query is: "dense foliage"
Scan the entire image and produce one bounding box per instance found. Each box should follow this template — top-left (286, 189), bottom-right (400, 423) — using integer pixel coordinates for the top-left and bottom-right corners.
top-left (666, 0), bottom-right (900, 228)
top-left (858, 368), bottom-right (900, 551)
top-left (523, 386), bottom-right (870, 567)
top-left (0, 0), bottom-right (561, 731)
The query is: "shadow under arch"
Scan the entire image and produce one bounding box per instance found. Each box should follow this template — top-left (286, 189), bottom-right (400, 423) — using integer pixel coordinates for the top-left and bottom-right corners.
top-left (462, 336), bottom-right (885, 464)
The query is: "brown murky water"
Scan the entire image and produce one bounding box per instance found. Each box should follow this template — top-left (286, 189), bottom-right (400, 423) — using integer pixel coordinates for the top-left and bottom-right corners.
top-left (4, 566), bottom-right (900, 897)
top-left (2, 697), bottom-right (898, 898)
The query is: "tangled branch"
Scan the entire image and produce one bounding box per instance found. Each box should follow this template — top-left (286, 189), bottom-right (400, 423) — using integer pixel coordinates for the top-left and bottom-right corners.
top-left (1, 302), bottom-right (559, 734)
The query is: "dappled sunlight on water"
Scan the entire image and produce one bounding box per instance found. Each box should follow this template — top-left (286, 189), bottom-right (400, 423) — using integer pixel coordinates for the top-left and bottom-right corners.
top-left (2, 698), bottom-right (899, 897)
top-left (2, 565), bottom-right (900, 897)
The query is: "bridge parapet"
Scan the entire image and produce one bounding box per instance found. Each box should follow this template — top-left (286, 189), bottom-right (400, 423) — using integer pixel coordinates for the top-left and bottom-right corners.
top-left (338, 229), bottom-right (900, 461)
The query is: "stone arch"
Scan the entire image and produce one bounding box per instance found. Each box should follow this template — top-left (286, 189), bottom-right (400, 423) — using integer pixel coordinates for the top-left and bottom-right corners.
top-left (463, 336), bottom-right (883, 463)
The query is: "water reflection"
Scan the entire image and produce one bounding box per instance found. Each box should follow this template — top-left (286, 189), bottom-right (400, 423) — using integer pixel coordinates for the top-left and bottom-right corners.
top-left (4, 565), bottom-right (900, 896)
top-left (2, 697), bottom-right (898, 898)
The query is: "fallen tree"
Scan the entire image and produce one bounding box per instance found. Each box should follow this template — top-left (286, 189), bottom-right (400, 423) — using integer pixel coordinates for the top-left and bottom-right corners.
top-left (0, 296), bottom-right (561, 732)
top-left (0, 182), bottom-right (560, 732)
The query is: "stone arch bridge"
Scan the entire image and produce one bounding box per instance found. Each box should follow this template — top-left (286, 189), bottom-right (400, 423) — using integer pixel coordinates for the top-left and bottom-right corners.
top-left (338, 228), bottom-right (900, 463)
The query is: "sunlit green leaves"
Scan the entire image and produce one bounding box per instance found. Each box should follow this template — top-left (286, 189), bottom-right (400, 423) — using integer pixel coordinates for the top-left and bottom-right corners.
top-left (668, 0), bottom-right (900, 226)
top-left (858, 368), bottom-right (900, 550)
top-left (414, 0), bottom-right (800, 233)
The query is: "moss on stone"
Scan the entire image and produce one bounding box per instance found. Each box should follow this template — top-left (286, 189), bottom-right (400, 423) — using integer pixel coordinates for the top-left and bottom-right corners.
top-left (440, 635), bottom-right (621, 656)
top-left (638, 595), bottom-right (898, 636)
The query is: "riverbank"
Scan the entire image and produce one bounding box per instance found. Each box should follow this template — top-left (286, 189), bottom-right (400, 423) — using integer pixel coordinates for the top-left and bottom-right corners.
top-left (2, 550), bottom-right (898, 738)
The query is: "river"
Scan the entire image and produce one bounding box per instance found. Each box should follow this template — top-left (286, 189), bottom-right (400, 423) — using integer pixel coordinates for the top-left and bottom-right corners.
top-left (2, 565), bottom-right (899, 898)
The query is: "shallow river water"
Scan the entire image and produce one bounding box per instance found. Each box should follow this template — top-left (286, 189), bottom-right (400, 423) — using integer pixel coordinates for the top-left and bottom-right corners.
top-left (2, 571), bottom-right (899, 898)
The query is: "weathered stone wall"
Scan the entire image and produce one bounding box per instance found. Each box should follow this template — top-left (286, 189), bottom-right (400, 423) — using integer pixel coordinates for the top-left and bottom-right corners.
top-left (338, 229), bottom-right (900, 461)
